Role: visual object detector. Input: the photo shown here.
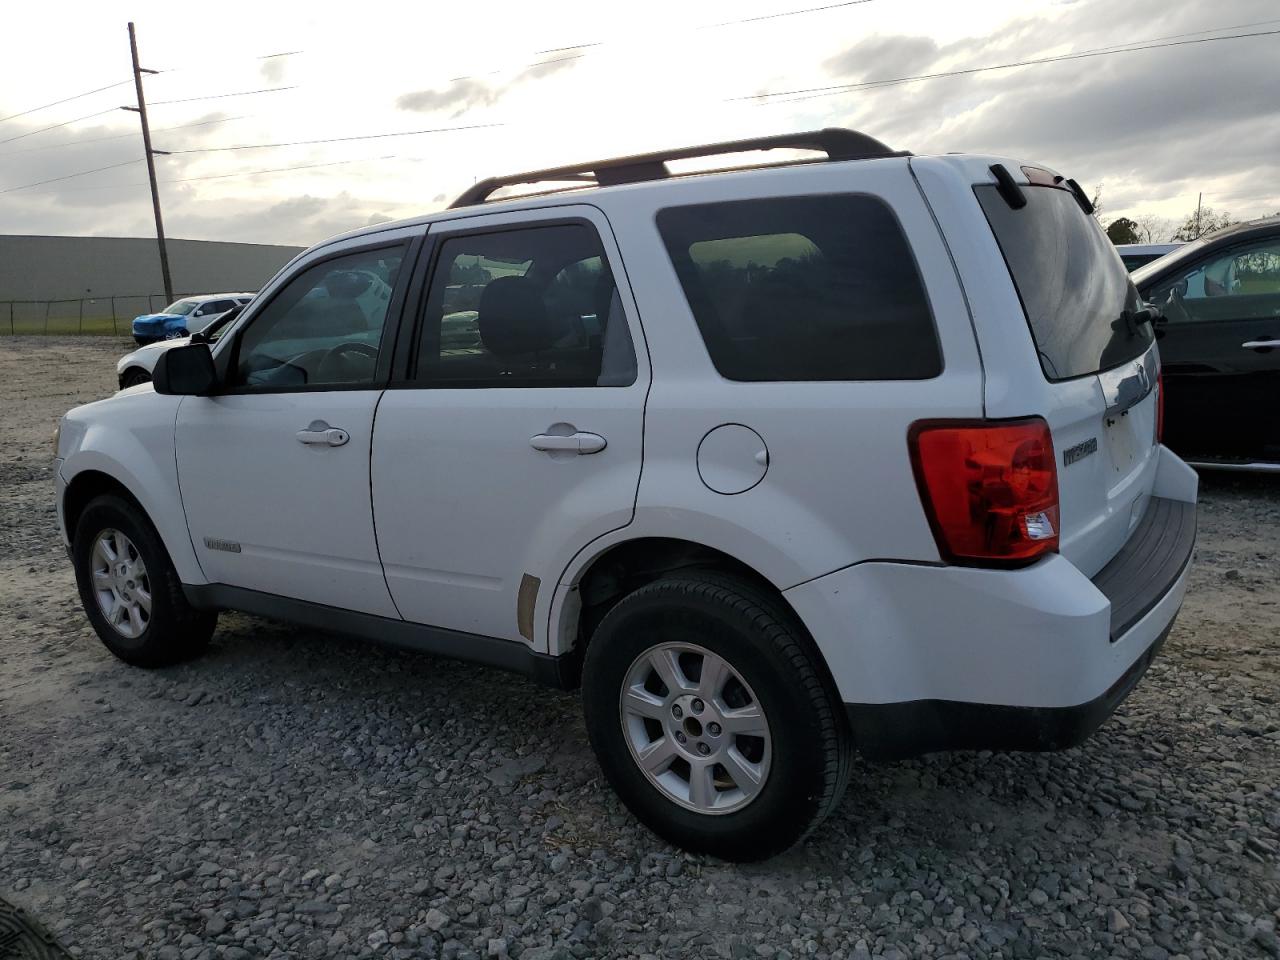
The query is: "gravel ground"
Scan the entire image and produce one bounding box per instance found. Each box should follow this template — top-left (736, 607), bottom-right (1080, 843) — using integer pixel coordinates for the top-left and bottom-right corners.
top-left (1, 334), bottom-right (1278, 960)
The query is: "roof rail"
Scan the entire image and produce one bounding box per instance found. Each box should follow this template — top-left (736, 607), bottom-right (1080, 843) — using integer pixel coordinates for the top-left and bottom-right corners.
top-left (449, 128), bottom-right (906, 208)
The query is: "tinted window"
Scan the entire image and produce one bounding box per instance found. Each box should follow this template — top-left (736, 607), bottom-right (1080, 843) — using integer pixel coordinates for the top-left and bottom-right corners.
top-left (1121, 254), bottom-right (1160, 271)
top-left (656, 195), bottom-right (940, 381)
top-left (976, 184), bottom-right (1149, 380)
top-left (416, 223), bottom-right (636, 388)
top-left (231, 246), bottom-right (403, 390)
top-left (1146, 239), bottom-right (1280, 323)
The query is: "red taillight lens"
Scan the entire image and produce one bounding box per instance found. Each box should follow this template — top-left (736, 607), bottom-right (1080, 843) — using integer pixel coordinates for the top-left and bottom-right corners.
top-left (909, 418), bottom-right (1060, 566)
top-left (1156, 370), bottom-right (1165, 443)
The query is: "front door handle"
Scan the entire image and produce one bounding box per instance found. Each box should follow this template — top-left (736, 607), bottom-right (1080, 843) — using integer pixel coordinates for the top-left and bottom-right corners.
top-left (1242, 338), bottom-right (1280, 350)
top-left (530, 431), bottom-right (607, 455)
top-left (296, 420), bottom-right (349, 446)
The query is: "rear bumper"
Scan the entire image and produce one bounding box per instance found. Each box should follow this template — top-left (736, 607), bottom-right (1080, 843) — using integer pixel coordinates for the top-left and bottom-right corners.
top-left (785, 448), bottom-right (1198, 760)
top-left (845, 622), bottom-right (1171, 760)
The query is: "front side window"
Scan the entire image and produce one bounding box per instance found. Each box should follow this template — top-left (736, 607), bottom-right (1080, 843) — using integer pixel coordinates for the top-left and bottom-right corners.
top-left (230, 246), bottom-right (404, 390)
top-left (416, 223), bottom-right (636, 387)
top-left (656, 194), bottom-right (941, 381)
top-left (1147, 240), bottom-right (1280, 322)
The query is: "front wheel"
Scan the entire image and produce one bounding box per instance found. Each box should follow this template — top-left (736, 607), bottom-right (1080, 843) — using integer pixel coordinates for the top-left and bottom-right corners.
top-left (582, 572), bottom-right (851, 861)
top-left (120, 368), bottom-right (152, 388)
top-left (72, 494), bottom-right (216, 667)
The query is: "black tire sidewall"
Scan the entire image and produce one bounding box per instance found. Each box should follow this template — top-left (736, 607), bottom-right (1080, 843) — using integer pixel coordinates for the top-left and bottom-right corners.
top-left (72, 495), bottom-right (200, 666)
top-left (583, 579), bottom-right (835, 860)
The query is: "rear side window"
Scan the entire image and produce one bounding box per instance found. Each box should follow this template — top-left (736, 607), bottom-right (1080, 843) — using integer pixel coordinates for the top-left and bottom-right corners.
top-left (976, 184), bottom-right (1149, 381)
top-left (656, 195), bottom-right (941, 381)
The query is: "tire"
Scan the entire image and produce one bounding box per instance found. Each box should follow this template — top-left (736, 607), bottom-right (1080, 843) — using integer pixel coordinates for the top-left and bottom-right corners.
top-left (72, 494), bottom-right (216, 667)
top-left (582, 571), bottom-right (852, 861)
top-left (120, 367), bottom-right (152, 388)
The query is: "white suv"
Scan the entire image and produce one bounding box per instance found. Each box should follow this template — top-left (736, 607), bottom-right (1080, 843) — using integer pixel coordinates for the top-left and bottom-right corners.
top-left (54, 130), bottom-right (1198, 861)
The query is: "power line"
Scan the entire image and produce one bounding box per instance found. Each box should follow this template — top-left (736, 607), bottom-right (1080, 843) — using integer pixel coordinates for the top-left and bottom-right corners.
top-left (703, 0), bottom-right (875, 28)
top-left (0, 79), bottom-right (133, 125)
top-left (157, 122), bottom-right (504, 154)
top-left (143, 49), bottom-right (305, 74)
top-left (41, 155), bottom-right (400, 193)
top-left (449, 0), bottom-right (878, 82)
top-left (164, 154), bottom-right (397, 184)
top-left (740, 26), bottom-right (1280, 103)
top-left (0, 116), bottom-right (248, 158)
top-left (0, 158), bottom-right (142, 194)
top-left (146, 86), bottom-right (297, 107)
top-left (0, 108), bottom-right (121, 146)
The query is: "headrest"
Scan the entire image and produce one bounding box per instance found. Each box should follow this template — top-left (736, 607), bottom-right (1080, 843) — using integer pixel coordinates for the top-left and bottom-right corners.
top-left (477, 276), bottom-right (565, 357)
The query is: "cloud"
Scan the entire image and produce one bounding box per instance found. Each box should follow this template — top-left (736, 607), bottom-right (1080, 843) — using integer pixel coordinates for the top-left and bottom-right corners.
top-left (824, 34), bottom-right (940, 80)
top-left (163, 192), bottom-right (416, 246)
top-left (259, 57), bottom-right (287, 84)
top-left (396, 51), bottom-right (584, 117)
top-left (396, 78), bottom-right (502, 117)
top-left (822, 0), bottom-right (1280, 222)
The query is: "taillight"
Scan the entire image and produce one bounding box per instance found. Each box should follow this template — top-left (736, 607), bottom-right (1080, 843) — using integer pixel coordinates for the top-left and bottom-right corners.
top-left (908, 418), bottom-right (1060, 566)
top-left (1156, 369), bottom-right (1165, 443)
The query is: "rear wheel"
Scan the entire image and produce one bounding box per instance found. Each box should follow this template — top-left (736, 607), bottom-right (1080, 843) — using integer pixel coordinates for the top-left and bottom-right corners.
top-left (582, 572), bottom-right (851, 861)
top-left (120, 367), bottom-right (151, 388)
top-left (72, 494), bottom-right (216, 667)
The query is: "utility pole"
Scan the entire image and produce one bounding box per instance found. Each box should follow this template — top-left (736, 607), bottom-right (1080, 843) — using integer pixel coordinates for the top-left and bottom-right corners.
top-left (125, 22), bottom-right (174, 305)
top-left (1194, 192), bottom-right (1203, 240)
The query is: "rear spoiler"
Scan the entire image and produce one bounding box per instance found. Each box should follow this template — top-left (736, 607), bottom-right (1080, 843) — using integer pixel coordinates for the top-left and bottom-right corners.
top-left (989, 163), bottom-right (1095, 215)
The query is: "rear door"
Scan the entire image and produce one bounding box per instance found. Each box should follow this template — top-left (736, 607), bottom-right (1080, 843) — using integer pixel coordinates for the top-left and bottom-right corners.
top-left (371, 205), bottom-right (649, 646)
top-left (975, 172), bottom-right (1162, 575)
top-left (1140, 236), bottom-right (1280, 462)
top-left (916, 159), bottom-right (1162, 576)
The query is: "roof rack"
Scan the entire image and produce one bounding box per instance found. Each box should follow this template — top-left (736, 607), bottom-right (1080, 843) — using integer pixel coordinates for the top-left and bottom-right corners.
top-left (449, 128), bottom-right (906, 208)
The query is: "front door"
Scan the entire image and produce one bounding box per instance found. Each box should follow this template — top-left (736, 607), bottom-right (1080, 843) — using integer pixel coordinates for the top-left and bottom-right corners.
top-left (372, 207), bottom-right (648, 644)
top-left (176, 239), bottom-right (414, 617)
top-left (1144, 236), bottom-right (1280, 462)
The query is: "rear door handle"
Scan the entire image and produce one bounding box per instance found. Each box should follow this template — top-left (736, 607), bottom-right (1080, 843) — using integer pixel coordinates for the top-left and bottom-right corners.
top-left (1242, 339), bottom-right (1280, 350)
top-left (530, 431), bottom-right (607, 455)
top-left (296, 420), bottom-right (349, 446)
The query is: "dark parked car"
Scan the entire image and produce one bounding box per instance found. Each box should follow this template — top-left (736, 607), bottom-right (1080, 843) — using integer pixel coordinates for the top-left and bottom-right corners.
top-left (1133, 216), bottom-right (1280, 470)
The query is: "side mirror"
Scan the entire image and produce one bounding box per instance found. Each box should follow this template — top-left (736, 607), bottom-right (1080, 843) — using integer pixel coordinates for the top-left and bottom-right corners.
top-left (153, 344), bottom-right (218, 396)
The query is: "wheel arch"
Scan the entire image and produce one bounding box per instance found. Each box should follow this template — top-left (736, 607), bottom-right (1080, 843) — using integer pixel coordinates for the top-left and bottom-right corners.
top-left (60, 453), bottom-right (206, 586)
top-left (547, 534), bottom-right (818, 682)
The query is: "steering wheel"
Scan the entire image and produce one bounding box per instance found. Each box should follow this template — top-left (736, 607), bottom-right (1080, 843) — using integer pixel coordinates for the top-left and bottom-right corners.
top-left (316, 341), bottom-right (379, 382)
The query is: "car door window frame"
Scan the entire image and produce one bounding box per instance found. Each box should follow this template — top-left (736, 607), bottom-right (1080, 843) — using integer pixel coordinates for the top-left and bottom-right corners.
top-left (395, 214), bottom-right (641, 389)
top-left (212, 235), bottom-right (422, 396)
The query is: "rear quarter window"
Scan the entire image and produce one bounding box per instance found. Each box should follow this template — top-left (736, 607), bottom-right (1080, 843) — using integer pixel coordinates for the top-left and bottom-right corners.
top-left (656, 194), bottom-right (941, 381)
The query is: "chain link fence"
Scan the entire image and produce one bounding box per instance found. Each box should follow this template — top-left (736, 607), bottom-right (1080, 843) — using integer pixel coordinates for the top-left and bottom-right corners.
top-left (0, 294), bottom-right (194, 336)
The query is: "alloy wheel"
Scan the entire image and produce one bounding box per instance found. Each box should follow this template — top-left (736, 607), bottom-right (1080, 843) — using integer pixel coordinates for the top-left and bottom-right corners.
top-left (619, 642), bottom-right (772, 815)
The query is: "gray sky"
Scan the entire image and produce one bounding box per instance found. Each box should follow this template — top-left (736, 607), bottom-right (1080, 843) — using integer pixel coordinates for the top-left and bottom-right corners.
top-left (1, 0), bottom-right (1277, 247)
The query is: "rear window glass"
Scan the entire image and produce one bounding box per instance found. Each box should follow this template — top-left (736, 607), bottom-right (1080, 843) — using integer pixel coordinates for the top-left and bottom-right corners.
top-left (656, 195), bottom-right (941, 381)
top-left (976, 184), bottom-right (1150, 380)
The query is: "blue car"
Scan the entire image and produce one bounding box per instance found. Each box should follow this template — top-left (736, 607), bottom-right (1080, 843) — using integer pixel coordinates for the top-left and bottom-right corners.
top-left (131, 294), bottom-right (253, 345)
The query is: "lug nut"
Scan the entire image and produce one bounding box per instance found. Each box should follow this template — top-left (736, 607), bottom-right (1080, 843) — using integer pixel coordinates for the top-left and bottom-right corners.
top-left (672, 704), bottom-right (683, 719)
top-left (697, 742), bottom-right (711, 756)
top-left (708, 722), bottom-right (722, 737)
top-left (675, 732), bottom-right (687, 744)
top-left (691, 698), bottom-right (704, 714)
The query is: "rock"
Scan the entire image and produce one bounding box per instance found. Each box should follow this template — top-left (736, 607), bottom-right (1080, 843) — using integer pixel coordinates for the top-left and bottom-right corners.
top-left (425, 909), bottom-right (450, 932)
